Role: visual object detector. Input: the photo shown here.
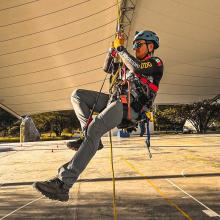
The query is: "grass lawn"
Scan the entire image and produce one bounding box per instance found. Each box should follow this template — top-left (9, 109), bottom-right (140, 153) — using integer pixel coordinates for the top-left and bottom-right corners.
top-left (0, 136), bottom-right (20, 143)
top-left (0, 131), bottom-right (81, 143)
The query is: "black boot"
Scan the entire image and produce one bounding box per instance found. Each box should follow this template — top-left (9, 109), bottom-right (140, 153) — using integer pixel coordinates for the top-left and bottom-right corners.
top-left (33, 177), bottom-right (69, 202)
top-left (67, 137), bottom-right (104, 151)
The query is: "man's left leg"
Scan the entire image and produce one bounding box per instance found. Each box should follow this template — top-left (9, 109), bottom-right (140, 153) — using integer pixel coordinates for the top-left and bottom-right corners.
top-left (33, 100), bottom-right (124, 201)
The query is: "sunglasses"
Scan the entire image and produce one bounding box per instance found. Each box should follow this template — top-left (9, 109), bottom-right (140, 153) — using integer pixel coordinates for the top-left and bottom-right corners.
top-left (133, 42), bottom-right (146, 49)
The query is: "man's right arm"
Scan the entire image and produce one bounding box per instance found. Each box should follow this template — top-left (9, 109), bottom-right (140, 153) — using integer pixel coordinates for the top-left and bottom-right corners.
top-left (103, 49), bottom-right (119, 74)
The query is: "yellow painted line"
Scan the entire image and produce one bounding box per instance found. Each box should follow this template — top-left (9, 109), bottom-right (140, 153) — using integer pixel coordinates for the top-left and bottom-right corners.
top-left (122, 157), bottom-right (192, 220)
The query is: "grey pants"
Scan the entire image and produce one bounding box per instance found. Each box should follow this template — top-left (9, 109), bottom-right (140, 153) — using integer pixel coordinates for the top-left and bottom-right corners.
top-left (58, 89), bottom-right (125, 187)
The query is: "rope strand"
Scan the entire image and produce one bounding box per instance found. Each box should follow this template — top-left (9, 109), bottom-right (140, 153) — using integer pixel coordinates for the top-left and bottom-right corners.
top-left (109, 131), bottom-right (117, 220)
top-left (109, 1), bottom-right (122, 219)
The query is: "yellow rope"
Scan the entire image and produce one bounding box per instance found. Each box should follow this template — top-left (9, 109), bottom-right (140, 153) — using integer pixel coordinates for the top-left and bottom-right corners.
top-left (116, 0), bottom-right (121, 28)
top-left (109, 68), bottom-right (120, 93)
top-left (108, 1), bottom-right (121, 219)
top-left (109, 131), bottom-right (117, 220)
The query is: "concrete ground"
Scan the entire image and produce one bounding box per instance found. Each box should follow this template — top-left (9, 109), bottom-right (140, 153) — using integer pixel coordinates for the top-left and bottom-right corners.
top-left (0, 134), bottom-right (219, 220)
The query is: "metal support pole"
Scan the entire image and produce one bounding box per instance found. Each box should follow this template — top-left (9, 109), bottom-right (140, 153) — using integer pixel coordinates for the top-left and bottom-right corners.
top-left (0, 103), bottom-right (22, 119)
top-left (119, 0), bottom-right (136, 48)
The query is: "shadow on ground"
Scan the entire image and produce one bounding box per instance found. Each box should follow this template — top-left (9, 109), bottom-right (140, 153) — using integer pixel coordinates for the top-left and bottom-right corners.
top-left (0, 188), bottom-right (219, 220)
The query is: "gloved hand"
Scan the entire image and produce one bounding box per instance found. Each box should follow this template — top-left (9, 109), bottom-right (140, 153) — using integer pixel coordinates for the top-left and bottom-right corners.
top-left (113, 33), bottom-right (125, 50)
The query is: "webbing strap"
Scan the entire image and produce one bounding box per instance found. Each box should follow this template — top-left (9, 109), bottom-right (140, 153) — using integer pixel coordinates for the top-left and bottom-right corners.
top-left (135, 72), bottom-right (158, 92)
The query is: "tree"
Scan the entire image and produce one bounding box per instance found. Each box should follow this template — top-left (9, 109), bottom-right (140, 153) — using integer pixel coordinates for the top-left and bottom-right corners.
top-left (180, 99), bottom-right (220, 134)
top-left (0, 108), bottom-right (18, 136)
top-left (154, 95), bottom-right (220, 134)
top-left (154, 105), bottom-right (185, 131)
top-left (8, 120), bottom-right (20, 136)
top-left (32, 110), bottom-right (80, 136)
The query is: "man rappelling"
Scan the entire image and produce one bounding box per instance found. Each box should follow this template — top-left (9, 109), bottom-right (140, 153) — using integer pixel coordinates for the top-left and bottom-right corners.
top-left (33, 30), bottom-right (164, 202)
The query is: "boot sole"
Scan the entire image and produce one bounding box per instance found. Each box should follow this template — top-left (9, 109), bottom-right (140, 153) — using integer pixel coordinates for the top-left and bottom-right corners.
top-left (33, 183), bottom-right (69, 202)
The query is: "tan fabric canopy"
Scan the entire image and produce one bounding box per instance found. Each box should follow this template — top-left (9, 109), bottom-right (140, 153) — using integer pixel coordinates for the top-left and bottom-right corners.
top-left (0, 0), bottom-right (219, 116)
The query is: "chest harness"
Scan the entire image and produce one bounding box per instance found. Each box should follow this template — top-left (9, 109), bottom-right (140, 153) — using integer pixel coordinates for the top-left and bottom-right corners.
top-left (110, 55), bottom-right (158, 130)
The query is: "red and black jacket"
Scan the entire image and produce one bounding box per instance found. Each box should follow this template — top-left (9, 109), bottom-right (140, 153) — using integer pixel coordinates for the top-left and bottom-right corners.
top-left (103, 47), bottom-right (163, 93)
